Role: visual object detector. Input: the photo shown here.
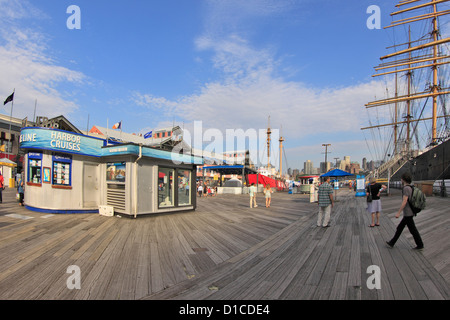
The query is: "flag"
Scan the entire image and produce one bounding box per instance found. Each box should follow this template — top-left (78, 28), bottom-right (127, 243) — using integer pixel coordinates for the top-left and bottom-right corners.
top-left (3, 92), bottom-right (14, 105)
top-left (144, 131), bottom-right (152, 139)
top-left (112, 121), bottom-right (122, 130)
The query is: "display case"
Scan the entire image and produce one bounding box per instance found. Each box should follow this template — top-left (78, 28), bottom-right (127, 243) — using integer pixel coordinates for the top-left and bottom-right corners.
top-left (52, 153), bottom-right (72, 187)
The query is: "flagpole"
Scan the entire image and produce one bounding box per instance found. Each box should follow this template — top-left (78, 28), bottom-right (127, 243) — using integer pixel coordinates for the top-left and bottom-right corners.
top-left (7, 88), bottom-right (15, 159)
top-left (33, 99), bottom-right (37, 124)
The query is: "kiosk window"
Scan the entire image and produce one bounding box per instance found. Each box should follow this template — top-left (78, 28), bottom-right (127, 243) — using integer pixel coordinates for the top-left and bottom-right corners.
top-left (158, 167), bottom-right (174, 207)
top-left (178, 170), bottom-right (191, 206)
top-left (28, 158), bottom-right (42, 184)
top-left (27, 152), bottom-right (43, 185)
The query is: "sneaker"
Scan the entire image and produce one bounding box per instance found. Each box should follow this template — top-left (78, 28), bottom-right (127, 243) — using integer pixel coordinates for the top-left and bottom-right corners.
top-left (386, 241), bottom-right (394, 248)
top-left (412, 246), bottom-right (424, 251)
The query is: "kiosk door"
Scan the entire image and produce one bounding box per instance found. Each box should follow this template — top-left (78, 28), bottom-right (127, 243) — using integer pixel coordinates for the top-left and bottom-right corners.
top-left (83, 163), bottom-right (99, 208)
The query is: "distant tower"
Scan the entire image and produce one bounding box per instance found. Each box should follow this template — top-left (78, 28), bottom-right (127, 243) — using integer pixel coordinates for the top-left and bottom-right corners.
top-left (267, 116), bottom-right (272, 169)
top-left (279, 134), bottom-right (285, 177)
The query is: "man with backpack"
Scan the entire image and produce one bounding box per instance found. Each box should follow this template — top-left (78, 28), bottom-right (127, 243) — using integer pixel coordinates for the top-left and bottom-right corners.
top-left (386, 172), bottom-right (424, 250)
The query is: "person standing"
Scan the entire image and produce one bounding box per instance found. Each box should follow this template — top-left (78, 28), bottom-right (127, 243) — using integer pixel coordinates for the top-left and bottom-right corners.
top-left (367, 177), bottom-right (387, 227)
top-left (386, 172), bottom-right (424, 250)
top-left (317, 176), bottom-right (334, 227)
top-left (249, 183), bottom-right (258, 208)
top-left (264, 184), bottom-right (273, 208)
top-left (18, 173), bottom-right (24, 206)
top-left (0, 171), bottom-right (4, 203)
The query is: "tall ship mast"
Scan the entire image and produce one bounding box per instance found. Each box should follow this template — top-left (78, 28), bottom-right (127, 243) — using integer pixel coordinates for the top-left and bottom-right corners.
top-left (362, 0), bottom-right (450, 183)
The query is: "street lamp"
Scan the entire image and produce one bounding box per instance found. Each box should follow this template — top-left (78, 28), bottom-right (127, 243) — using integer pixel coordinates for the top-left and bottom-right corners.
top-left (322, 143), bottom-right (331, 167)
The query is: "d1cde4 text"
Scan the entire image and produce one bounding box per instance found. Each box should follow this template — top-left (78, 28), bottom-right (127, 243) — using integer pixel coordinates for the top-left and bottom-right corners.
top-left (179, 304), bottom-right (270, 317)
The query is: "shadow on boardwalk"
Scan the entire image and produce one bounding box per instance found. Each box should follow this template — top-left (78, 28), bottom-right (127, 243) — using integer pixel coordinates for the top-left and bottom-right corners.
top-left (0, 187), bottom-right (448, 300)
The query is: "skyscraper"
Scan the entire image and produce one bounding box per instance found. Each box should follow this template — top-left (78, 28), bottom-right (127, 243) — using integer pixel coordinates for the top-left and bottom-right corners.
top-left (304, 160), bottom-right (314, 175)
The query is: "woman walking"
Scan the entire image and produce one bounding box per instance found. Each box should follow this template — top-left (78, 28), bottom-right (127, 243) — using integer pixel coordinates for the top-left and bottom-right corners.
top-left (264, 184), bottom-right (273, 208)
top-left (0, 171), bottom-right (3, 203)
top-left (249, 183), bottom-right (258, 208)
top-left (367, 177), bottom-right (387, 227)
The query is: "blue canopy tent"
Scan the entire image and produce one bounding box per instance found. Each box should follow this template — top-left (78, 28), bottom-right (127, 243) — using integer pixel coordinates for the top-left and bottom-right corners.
top-left (320, 169), bottom-right (355, 200)
top-left (320, 169), bottom-right (355, 178)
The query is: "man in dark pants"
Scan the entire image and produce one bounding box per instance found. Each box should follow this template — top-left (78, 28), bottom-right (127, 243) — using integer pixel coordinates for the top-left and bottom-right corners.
top-left (386, 172), bottom-right (424, 250)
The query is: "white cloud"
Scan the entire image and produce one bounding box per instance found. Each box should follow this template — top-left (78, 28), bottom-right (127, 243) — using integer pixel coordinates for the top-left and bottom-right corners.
top-left (0, 0), bottom-right (86, 119)
top-left (136, 34), bottom-right (388, 139)
top-left (195, 34), bottom-right (276, 79)
top-left (133, 16), bottom-right (392, 169)
top-left (201, 0), bottom-right (297, 39)
top-left (0, 0), bottom-right (49, 21)
top-left (132, 92), bottom-right (179, 111)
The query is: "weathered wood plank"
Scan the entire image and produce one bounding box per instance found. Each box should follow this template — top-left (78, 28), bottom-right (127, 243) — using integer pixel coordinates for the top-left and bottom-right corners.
top-left (0, 188), bottom-right (448, 300)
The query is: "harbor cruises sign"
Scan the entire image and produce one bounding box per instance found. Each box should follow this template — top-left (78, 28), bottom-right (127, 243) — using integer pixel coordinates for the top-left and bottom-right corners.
top-left (20, 127), bottom-right (105, 157)
top-left (20, 127), bottom-right (203, 165)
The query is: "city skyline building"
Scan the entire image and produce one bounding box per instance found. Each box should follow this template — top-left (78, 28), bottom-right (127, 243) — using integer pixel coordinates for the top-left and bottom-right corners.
top-left (304, 160), bottom-right (314, 175)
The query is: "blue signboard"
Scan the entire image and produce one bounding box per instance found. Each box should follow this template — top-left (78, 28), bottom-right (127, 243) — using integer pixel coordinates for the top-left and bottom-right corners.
top-left (20, 127), bottom-right (203, 165)
top-left (20, 127), bottom-right (105, 157)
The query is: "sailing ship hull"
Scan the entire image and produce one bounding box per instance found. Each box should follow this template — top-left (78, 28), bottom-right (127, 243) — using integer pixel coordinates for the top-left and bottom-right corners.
top-left (392, 139), bottom-right (450, 181)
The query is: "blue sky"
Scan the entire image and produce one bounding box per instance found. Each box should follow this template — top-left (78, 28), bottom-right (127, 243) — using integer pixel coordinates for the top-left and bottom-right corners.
top-left (1, 0), bottom-right (446, 171)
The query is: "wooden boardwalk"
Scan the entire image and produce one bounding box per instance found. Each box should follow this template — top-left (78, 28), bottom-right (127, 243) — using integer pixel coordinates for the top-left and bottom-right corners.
top-left (0, 187), bottom-right (448, 300)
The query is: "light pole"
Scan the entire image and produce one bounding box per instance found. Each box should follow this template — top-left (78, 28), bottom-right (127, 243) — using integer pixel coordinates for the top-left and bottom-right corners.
top-left (322, 143), bottom-right (331, 168)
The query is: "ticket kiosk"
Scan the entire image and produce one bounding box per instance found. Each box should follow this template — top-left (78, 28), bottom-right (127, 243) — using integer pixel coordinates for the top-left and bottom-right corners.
top-left (19, 127), bottom-right (202, 216)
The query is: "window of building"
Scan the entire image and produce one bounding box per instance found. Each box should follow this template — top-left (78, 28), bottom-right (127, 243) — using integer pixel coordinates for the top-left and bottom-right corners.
top-left (178, 170), bottom-right (191, 206)
top-left (158, 167), bottom-right (174, 207)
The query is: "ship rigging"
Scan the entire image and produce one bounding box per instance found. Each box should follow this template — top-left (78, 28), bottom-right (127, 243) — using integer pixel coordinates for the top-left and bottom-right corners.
top-left (362, 0), bottom-right (450, 183)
